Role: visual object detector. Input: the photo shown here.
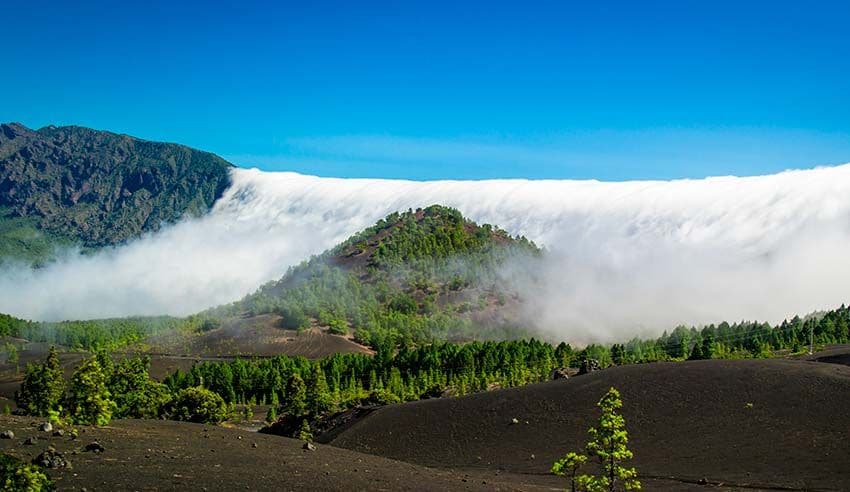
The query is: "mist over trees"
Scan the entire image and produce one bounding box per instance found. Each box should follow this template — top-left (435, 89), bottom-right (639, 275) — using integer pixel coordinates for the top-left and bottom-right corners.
top-left (210, 205), bottom-right (541, 348)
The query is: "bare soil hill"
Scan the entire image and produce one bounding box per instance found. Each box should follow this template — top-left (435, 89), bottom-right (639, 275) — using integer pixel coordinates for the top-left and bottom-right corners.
top-left (804, 344), bottom-right (850, 366)
top-left (144, 314), bottom-right (373, 358)
top-left (328, 358), bottom-right (850, 491)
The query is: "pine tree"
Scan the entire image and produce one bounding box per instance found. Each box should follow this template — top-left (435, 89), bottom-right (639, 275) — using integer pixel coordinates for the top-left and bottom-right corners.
top-left (297, 418), bottom-right (313, 441)
top-left (265, 406), bottom-right (277, 423)
top-left (283, 373), bottom-right (307, 417)
top-left (15, 364), bottom-right (50, 417)
top-left (611, 345), bottom-right (625, 365)
top-left (552, 387), bottom-right (640, 492)
top-left (67, 357), bottom-right (115, 426)
top-left (15, 347), bottom-right (65, 417)
top-left (583, 387), bottom-right (640, 491)
top-left (44, 347), bottom-right (65, 406)
top-left (552, 452), bottom-right (588, 492)
top-left (306, 364), bottom-right (333, 416)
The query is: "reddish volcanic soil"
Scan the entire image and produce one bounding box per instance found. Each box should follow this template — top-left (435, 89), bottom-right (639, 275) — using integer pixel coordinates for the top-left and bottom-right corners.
top-left (146, 314), bottom-right (373, 358)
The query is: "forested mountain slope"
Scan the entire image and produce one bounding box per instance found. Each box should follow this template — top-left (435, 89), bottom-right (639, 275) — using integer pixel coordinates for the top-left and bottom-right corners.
top-left (211, 205), bottom-right (542, 348)
top-left (0, 123), bottom-right (232, 263)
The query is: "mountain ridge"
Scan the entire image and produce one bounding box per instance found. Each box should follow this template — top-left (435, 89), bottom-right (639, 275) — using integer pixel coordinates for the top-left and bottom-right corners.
top-left (0, 122), bottom-right (233, 263)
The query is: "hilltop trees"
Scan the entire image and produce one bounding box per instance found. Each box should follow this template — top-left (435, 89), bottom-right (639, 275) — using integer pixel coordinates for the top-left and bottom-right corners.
top-left (217, 205), bottom-right (541, 349)
top-left (552, 387), bottom-right (640, 492)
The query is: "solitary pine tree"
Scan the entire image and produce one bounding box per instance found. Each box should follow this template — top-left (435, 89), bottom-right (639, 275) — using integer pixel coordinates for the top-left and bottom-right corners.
top-left (297, 418), bottom-right (313, 442)
top-left (552, 387), bottom-right (640, 492)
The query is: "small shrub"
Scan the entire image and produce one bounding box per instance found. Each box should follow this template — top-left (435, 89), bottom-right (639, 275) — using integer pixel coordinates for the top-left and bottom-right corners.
top-left (0, 453), bottom-right (54, 491)
top-left (297, 419), bottom-right (313, 442)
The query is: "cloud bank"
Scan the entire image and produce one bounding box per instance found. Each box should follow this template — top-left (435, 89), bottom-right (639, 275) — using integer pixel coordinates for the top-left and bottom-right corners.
top-left (2, 164), bottom-right (850, 343)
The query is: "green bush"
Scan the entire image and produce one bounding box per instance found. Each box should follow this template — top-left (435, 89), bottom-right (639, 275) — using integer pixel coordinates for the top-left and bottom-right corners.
top-left (67, 357), bottom-right (115, 426)
top-left (0, 454), bottom-right (54, 491)
top-left (168, 387), bottom-right (228, 424)
top-left (15, 348), bottom-right (64, 418)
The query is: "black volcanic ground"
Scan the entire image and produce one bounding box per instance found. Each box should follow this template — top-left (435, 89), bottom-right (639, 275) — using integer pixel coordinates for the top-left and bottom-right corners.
top-left (1, 350), bottom-right (849, 491)
top-left (328, 356), bottom-right (850, 491)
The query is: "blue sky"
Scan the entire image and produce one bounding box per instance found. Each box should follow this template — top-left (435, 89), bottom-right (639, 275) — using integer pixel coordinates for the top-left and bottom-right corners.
top-left (2, 0), bottom-right (849, 180)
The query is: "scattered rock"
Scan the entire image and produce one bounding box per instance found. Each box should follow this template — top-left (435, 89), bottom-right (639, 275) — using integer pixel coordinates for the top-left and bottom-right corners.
top-left (252, 442), bottom-right (258, 448)
top-left (53, 429), bottom-right (64, 437)
top-left (84, 441), bottom-right (105, 453)
top-left (38, 422), bottom-right (53, 432)
top-left (303, 442), bottom-right (316, 451)
top-left (510, 418), bottom-right (519, 425)
top-left (550, 367), bottom-right (573, 380)
top-left (697, 477), bottom-right (708, 485)
top-left (0, 430), bottom-right (14, 439)
top-left (24, 437), bottom-right (37, 445)
top-left (33, 446), bottom-right (71, 469)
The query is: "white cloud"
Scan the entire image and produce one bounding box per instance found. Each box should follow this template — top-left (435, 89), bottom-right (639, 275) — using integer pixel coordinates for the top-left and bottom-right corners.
top-left (1, 164), bottom-right (849, 344)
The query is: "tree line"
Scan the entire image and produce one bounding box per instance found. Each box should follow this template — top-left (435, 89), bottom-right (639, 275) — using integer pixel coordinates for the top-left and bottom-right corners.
top-left (0, 314), bottom-right (216, 352)
top-left (15, 348), bottom-right (228, 426)
top-left (11, 304), bottom-right (849, 438)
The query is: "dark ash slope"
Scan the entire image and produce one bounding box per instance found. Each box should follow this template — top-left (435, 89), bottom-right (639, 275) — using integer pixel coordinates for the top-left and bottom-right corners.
top-left (329, 358), bottom-right (850, 491)
top-left (0, 416), bottom-right (501, 491)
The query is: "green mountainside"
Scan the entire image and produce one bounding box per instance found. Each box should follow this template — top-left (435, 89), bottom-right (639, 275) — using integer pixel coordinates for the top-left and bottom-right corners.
top-left (0, 123), bottom-right (233, 264)
top-left (212, 205), bottom-right (542, 348)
